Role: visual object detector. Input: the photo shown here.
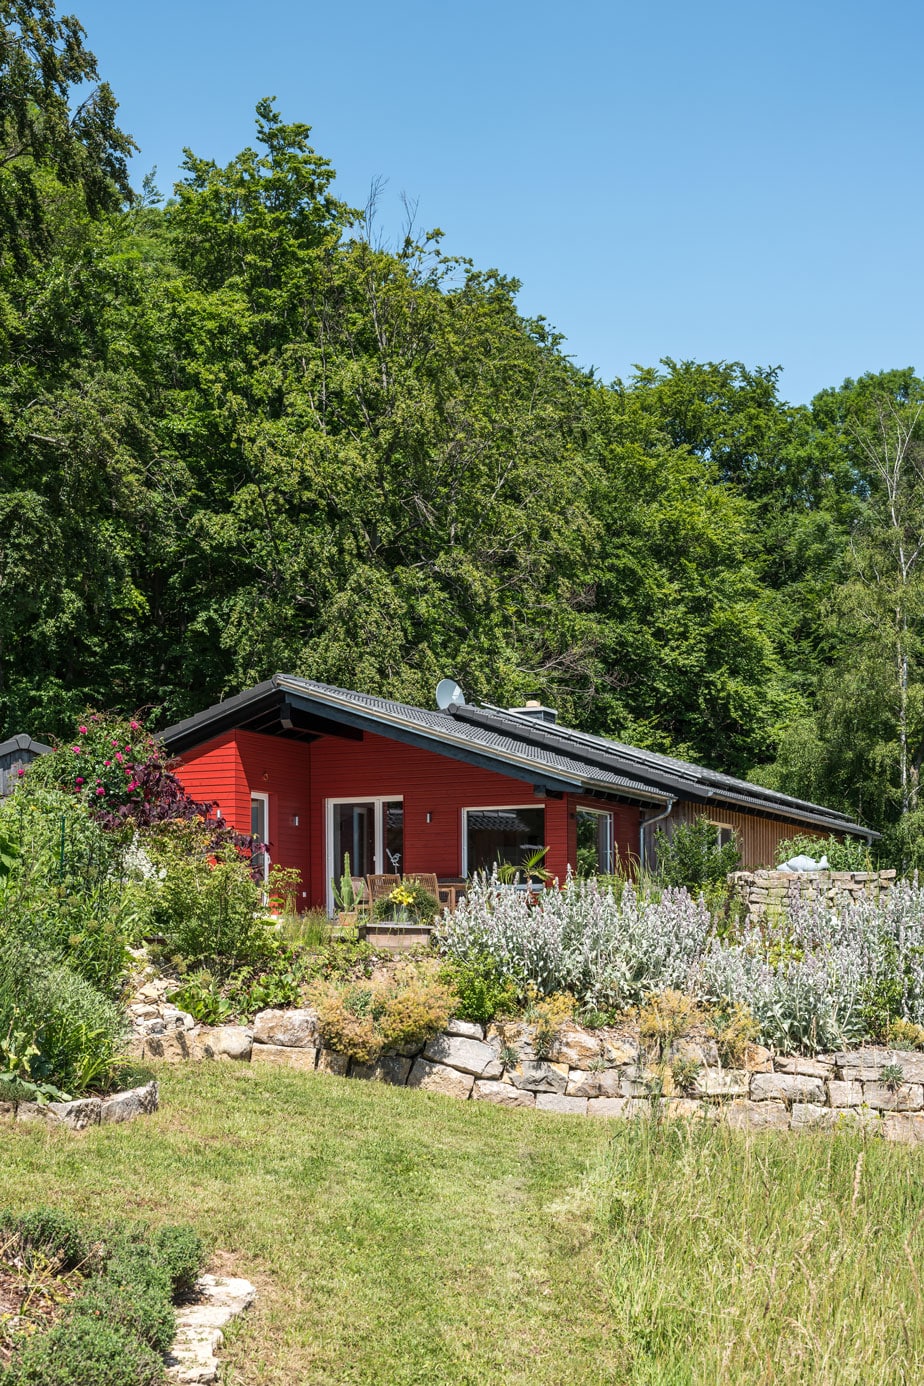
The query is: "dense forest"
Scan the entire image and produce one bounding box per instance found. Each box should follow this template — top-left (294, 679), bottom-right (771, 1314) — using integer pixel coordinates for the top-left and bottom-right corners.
top-left (3, 2), bottom-right (924, 861)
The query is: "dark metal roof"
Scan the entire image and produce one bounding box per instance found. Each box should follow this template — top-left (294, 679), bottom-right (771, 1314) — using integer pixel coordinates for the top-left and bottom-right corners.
top-left (160, 676), bottom-right (875, 839)
top-left (0, 733), bottom-right (53, 797)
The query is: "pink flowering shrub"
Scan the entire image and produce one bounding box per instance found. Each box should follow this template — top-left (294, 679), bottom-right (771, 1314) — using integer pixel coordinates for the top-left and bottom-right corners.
top-left (25, 711), bottom-right (260, 868)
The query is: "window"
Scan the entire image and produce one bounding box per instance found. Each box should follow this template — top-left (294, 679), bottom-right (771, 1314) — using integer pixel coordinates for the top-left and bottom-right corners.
top-left (708, 821), bottom-right (735, 850)
top-left (576, 808), bottom-right (614, 875)
top-left (463, 806), bottom-right (545, 876)
top-left (250, 793), bottom-right (270, 882)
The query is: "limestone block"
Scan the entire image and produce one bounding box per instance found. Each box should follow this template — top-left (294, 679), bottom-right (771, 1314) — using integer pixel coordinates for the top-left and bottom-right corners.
top-left (508, 1060), bottom-right (568, 1094)
top-left (750, 1073), bottom-right (826, 1105)
top-left (586, 1097), bottom-right (629, 1119)
top-left (743, 1044), bottom-right (773, 1073)
top-left (472, 1080), bottom-right (535, 1108)
top-left (774, 1055), bottom-right (835, 1079)
top-left (250, 1043), bottom-right (318, 1073)
top-left (833, 1047), bottom-right (924, 1083)
top-left (861, 1082), bottom-right (924, 1112)
top-left (671, 1037), bottom-right (721, 1068)
top-left (552, 1023), bottom-right (601, 1066)
top-left (200, 1026), bottom-right (253, 1062)
top-left (601, 1034), bottom-right (640, 1066)
top-left (723, 1099), bottom-right (789, 1131)
top-left (535, 1092), bottom-right (588, 1116)
top-left (141, 1030), bottom-right (202, 1063)
top-left (695, 1069), bottom-right (750, 1099)
top-left (834, 1106), bottom-right (881, 1135)
top-left (423, 1034), bottom-right (503, 1078)
top-left (827, 1080), bottom-right (864, 1108)
top-left (882, 1111), bottom-right (924, 1144)
top-left (100, 1082), bottom-right (158, 1125)
top-left (43, 1098), bottom-right (102, 1130)
top-left (566, 1070), bottom-right (600, 1098)
top-left (350, 1055), bottom-right (412, 1085)
top-left (407, 1058), bottom-right (474, 1100)
top-left (446, 1018), bottom-right (485, 1040)
top-left (662, 1098), bottom-right (706, 1121)
top-left (15, 1102), bottom-right (49, 1123)
top-left (252, 1008), bottom-right (318, 1048)
top-left (791, 1102), bottom-right (836, 1131)
top-left (316, 1049), bottom-right (349, 1076)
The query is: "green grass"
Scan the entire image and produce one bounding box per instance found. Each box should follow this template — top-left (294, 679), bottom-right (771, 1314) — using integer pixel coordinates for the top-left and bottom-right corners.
top-left (2, 1065), bottom-right (924, 1384)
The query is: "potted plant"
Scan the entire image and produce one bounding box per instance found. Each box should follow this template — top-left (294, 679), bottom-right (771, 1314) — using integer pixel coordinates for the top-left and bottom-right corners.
top-left (373, 882), bottom-right (439, 926)
top-left (331, 854), bottom-right (361, 928)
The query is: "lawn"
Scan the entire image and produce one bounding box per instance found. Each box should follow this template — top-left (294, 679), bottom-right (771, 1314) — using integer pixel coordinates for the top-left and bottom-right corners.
top-left (3, 1064), bottom-right (924, 1386)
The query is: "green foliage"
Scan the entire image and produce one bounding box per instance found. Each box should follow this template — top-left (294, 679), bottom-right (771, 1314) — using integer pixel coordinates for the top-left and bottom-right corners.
top-left (148, 1224), bottom-right (205, 1299)
top-left (0, 934), bottom-right (126, 1095)
top-left (438, 956), bottom-right (518, 1025)
top-left (653, 816), bottom-right (740, 890)
top-left (775, 832), bottom-right (872, 871)
top-left (372, 883), bottom-right (439, 923)
top-left (0, 1207), bottom-right (205, 1386)
top-left (2, 1315), bottom-right (164, 1386)
top-left (147, 849), bottom-right (267, 978)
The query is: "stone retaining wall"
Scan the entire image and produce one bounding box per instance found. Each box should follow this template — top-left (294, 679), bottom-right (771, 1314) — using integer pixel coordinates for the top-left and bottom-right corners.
top-left (728, 869), bottom-right (896, 924)
top-left (2, 1080), bottom-right (158, 1129)
top-left (129, 1002), bottom-right (924, 1145)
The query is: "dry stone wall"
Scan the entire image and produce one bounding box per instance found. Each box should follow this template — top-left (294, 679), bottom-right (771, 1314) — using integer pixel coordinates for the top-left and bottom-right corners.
top-left (128, 1000), bottom-right (924, 1146)
top-left (728, 869), bottom-right (896, 924)
top-left (0, 1080), bottom-right (158, 1129)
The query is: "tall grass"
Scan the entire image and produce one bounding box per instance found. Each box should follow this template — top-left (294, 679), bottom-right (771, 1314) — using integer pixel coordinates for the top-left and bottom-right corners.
top-left (587, 1118), bottom-right (924, 1384)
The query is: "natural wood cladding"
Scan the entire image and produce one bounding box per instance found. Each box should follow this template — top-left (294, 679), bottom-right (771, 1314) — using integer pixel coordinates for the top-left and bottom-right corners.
top-left (669, 801), bottom-right (827, 870)
top-left (309, 729), bottom-right (573, 905)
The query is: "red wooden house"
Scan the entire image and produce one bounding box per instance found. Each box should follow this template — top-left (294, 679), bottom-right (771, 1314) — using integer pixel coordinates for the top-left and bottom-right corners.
top-left (162, 675), bottom-right (873, 911)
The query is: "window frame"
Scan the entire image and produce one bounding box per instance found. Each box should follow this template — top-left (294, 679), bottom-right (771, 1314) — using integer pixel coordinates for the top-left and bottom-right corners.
top-left (461, 803), bottom-right (546, 878)
top-left (325, 795), bottom-right (404, 914)
top-left (575, 805), bottom-right (615, 875)
top-left (250, 791), bottom-right (270, 883)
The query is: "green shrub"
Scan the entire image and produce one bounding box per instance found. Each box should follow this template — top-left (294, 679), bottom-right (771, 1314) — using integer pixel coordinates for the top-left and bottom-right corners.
top-left (775, 832), bottom-right (872, 871)
top-left (438, 956), bottom-right (519, 1024)
top-left (149, 1224), bottom-right (205, 1298)
top-left (148, 849), bottom-right (268, 977)
top-left (654, 816), bottom-right (740, 890)
top-left (73, 1276), bottom-right (175, 1356)
top-left (0, 1209), bottom-right (89, 1271)
top-left (0, 787), bottom-right (130, 1000)
top-left (0, 935), bottom-right (126, 1095)
top-left (3, 1315), bottom-right (164, 1386)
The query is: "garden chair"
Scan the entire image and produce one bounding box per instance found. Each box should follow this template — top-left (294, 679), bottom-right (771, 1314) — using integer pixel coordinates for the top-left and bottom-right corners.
top-left (403, 872), bottom-right (439, 897)
top-left (366, 873), bottom-right (401, 904)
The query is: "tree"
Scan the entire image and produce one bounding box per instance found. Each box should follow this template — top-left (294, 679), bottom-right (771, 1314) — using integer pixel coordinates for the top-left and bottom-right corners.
top-left (0, 0), bottom-right (135, 269)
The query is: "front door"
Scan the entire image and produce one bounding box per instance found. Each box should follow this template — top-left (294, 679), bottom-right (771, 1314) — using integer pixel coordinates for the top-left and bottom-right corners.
top-left (327, 798), bottom-right (404, 912)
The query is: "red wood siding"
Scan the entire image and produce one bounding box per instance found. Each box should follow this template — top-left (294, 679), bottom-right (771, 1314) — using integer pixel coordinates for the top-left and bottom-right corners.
top-left (308, 730), bottom-right (572, 907)
top-left (173, 732), bottom-right (311, 906)
top-left (566, 795), bottom-right (642, 872)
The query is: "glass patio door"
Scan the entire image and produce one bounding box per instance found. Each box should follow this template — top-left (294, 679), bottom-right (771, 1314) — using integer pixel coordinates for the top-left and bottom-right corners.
top-left (327, 798), bottom-right (404, 911)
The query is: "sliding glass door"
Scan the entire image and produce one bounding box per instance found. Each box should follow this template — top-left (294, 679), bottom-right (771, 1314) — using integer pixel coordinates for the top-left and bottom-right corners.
top-left (327, 798), bottom-right (404, 912)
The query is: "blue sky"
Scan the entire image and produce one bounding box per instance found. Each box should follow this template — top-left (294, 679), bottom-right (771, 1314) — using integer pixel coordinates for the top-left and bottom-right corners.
top-left (74, 0), bottom-right (923, 406)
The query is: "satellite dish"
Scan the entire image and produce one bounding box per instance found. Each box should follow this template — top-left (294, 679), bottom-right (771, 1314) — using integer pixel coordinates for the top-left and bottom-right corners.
top-left (436, 678), bottom-right (466, 711)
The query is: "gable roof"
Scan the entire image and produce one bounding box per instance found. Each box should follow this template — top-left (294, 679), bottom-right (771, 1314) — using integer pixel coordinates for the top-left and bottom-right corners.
top-left (161, 675), bottom-right (874, 840)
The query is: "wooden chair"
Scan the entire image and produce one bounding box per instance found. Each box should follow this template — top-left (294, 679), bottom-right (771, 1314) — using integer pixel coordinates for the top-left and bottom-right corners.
top-left (403, 872), bottom-right (439, 897)
top-left (366, 873), bottom-right (401, 904)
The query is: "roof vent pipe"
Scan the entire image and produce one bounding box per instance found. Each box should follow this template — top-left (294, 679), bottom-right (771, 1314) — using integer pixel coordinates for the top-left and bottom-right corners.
top-left (508, 700), bottom-right (558, 725)
top-left (639, 798), bottom-right (676, 873)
